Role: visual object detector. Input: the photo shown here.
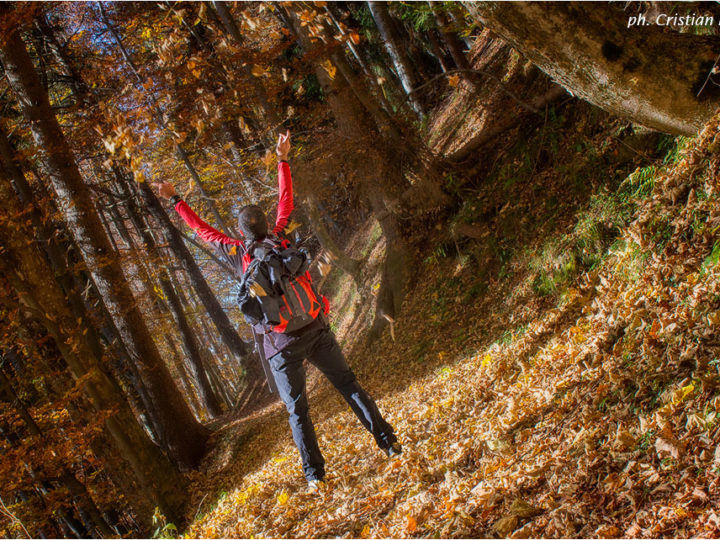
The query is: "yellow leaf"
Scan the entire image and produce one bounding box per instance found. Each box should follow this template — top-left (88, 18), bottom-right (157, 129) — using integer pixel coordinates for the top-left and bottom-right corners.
top-left (448, 74), bottom-right (460, 87)
top-left (482, 354), bottom-right (491, 368)
top-left (251, 65), bottom-right (265, 77)
top-left (360, 524), bottom-right (370, 538)
top-left (677, 383), bottom-right (695, 402)
top-left (321, 59), bottom-right (336, 80)
top-left (272, 456), bottom-right (288, 464)
top-left (263, 150), bottom-right (275, 168)
top-left (277, 491), bottom-right (289, 505)
top-left (229, 245), bottom-right (238, 256)
top-left (284, 221), bottom-right (301, 235)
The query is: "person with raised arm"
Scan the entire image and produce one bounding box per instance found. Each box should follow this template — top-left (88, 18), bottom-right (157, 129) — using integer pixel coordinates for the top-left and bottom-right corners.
top-left (156, 131), bottom-right (400, 493)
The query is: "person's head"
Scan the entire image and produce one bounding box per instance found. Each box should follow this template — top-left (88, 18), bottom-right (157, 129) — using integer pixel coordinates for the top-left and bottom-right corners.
top-left (237, 204), bottom-right (268, 240)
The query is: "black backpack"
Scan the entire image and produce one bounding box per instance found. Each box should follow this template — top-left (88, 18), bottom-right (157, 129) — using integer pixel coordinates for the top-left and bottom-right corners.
top-left (237, 237), bottom-right (324, 333)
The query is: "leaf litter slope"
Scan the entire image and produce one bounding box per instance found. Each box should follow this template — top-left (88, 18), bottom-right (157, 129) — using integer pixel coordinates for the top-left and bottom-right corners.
top-left (186, 118), bottom-right (720, 538)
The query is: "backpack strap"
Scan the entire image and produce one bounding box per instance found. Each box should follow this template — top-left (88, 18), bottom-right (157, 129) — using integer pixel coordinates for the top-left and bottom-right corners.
top-left (244, 236), bottom-right (278, 261)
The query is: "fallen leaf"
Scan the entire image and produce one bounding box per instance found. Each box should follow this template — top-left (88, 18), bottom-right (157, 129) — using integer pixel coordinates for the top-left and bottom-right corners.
top-left (493, 515), bottom-right (518, 536)
top-left (509, 497), bottom-right (542, 519)
top-left (406, 515), bottom-right (417, 533)
top-left (655, 437), bottom-right (681, 459)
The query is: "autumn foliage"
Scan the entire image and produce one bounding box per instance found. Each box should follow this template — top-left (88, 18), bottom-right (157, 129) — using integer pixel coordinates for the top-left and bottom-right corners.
top-left (2, 1), bottom-right (720, 538)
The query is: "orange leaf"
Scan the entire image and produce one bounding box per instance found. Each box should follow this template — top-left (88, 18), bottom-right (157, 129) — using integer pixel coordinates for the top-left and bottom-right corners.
top-left (406, 515), bottom-right (417, 533)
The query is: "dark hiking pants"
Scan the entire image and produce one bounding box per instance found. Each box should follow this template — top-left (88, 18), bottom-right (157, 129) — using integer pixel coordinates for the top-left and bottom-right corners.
top-left (268, 326), bottom-right (396, 482)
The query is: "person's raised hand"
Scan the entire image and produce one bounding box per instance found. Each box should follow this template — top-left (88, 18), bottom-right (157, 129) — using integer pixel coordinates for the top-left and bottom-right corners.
top-left (276, 130), bottom-right (291, 160)
top-left (155, 182), bottom-right (177, 199)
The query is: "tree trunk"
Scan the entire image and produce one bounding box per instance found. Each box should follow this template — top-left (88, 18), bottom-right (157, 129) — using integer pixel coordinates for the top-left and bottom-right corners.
top-left (132, 179), bottom-right (266, 387)
top-left (121, 186), bottom-right (224, 417)
top-left (0, 227), bottom-right (187, 528)
top-left (282, 4), bottom-right (417, 338)
top-left (34, 13), bottom-right (90, 103)
top-left (447, 84), bottom-right (568, 164)
top-left (0, 23), bottom-right (208, 470)
top-left (366, 187), bottom-right (412, 340)
top-left (367, 1), bottom-right (425, 116)
top-left (0, 123), bottom-right (167, 445)
top-left (165, 336), bottom-right (203, 417)
top-left (426, 28), bottom-right (451, 73)
top-left (429, 1), bottom-right (470, 71)
top-left (304, 191), bottom-right (362, 282)
top-left (464, 2), bottom-right (720, 135)
top-left (324, 3), bottom-right (396, 116)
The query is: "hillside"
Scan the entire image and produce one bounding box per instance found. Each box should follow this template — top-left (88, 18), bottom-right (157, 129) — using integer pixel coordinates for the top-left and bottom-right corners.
top-left (180, 98), bottom-right (720, 537)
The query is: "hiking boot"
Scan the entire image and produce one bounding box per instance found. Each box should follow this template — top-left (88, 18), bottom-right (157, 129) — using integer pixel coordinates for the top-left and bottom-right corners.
top-left (307, 479), bottom-right (326, 494)
top-left (384, 442), bottom-right (402, 458)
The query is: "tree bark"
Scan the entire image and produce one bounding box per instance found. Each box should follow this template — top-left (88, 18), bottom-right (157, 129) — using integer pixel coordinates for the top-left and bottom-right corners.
top-left (0, 212), bottom-right (186, 529)
top-left (426, 28), bottom-right (452, 73)
top-left (304, 191), bottom-right (362, 282)
top-left (429, 1), bottom-right (470, 71)
top-left (121, 186), bottom-right (224, 417)
top-left (446, 84), bottom-right (568, 163)
top-left (367, 1), bottom-right (425, 116)
top-left (0, 22), bottom-right (208, 470)
top-left (464, 2), bottom-right (720, 135)
top-left (132, 179), bottom-right (265, 386)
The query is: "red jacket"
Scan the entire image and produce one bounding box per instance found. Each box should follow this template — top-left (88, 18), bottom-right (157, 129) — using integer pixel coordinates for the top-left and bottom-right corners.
top-left (173, 161), bottom-right (294, 277)
top-left (172, 160), bottom-right (328, 358)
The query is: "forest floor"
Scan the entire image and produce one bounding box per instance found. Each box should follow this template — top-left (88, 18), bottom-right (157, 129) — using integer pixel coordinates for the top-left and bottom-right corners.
top-left (178, 48), bottom-right (720, 538)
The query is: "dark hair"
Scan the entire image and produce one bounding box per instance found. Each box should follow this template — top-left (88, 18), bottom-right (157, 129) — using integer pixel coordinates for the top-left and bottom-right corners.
top-left (237, 205), bottom-right (268, 240)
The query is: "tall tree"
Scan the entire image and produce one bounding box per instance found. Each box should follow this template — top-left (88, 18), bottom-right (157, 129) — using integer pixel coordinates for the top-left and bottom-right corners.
top-left (120, 182), bottom-right (224, 417)
top-left (0, 169), bottom-right (186, 528)
top-left (32, 8), bottom-right (262, 403)
top-left (281, 4), bottom-right (415, 335)
top-left (0, 15), bottom-right (209, 469)
top-left (367, 1), bottom-right (425, 116)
